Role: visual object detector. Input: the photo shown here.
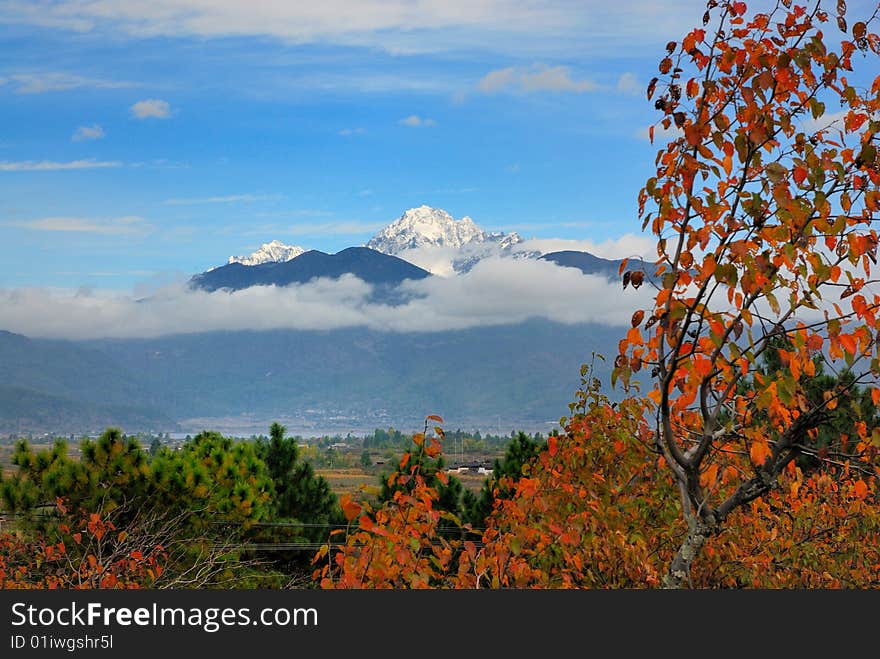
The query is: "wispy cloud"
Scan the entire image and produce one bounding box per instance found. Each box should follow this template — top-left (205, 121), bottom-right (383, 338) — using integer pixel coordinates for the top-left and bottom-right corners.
top-left (516, 235), bottom-right (655, 261)
top-left (130, 98), bottom-right (171, 119)
top-left (0, 159), bottom-right (122, 171)
top-left (636, 123), bottom-right (683, 143)
top-left (164, 194), bottom-right (284, 205)
top-left (262, 220), bottom-right (385, 236)
top-left (616, 72), bottom-right (641, 96)
top-left (338, 127), bottom-right (365, 136)
top-left (4, 72), bottom-right (138, 94)
top-left (478, 65), bottom-right (597, 94)
top-left (8, 215), bottom-right (151, 236)
top-left (0, 1), bottom-right (574, 53)
top-left (797, 109), bottom-right (850, 135)
top-left (0, 1), bottom-right (709, 57)
top-left (399, 115), bottom-right (436, 127)
top-left (71, 124), bottom-right (105, 142)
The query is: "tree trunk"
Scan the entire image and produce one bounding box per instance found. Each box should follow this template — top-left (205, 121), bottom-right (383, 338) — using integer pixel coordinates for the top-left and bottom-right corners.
top-left (663, 521), bottom-right (712, 589)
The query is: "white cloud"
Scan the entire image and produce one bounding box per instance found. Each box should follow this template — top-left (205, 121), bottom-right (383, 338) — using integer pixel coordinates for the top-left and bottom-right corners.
top-left (7, 72), bottom-right (137, 94)
top-left (0, 1), bottom-right (709, 56)
top-left (7, 215), bottom-right (151, 236)
top-left (616, 72), bottom-right (641, 96)
top-left (130, 99), bottom-right (172, 119)
top-left (0, 1), bottom-right (573, 52)
top-left (71, 124), bottom-right (105, 142)
top-left (0, 159), bottom-right (122, 171)
top-left (797, 109), bottom-right (849, 135)
top-left (478, 65), bottom-right (597, 94)
top-left (516, 235), bottom-right (655, 261)
top-left (276, 220), bottom-right (384, 236)
top-left (636, 123), bottom-right (683, 143)
top-left (163, 194), bottom-right (284, 205)
top-left (398, 115), bottom-right (436, 127)
top-left (0, 258), bottom-right (655, 339)
top-left (338, 127), bottom-right (365, 136)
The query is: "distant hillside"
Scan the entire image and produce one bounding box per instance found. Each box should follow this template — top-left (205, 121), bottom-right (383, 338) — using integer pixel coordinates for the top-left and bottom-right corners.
top-left (190, 247), bottom-right (432, 293)
top-left (0, 330), bottom-right (175, 435)
top-left (84, 321), bottom-right (624, 431)
top-left (0, 385), bottom-right (176, 436)
top-left (0, 320), bottom-right (632, 436)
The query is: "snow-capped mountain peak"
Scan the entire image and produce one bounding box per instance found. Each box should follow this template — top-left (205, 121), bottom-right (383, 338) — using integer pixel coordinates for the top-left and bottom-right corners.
top-left (227, 240), bottom-right (306, 266)
top-left (366, 205), bottom-right (521, 254)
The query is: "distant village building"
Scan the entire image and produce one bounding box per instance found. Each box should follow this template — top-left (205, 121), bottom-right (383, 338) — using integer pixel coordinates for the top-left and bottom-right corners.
top-left (446, 464), bottom-right (493, 476)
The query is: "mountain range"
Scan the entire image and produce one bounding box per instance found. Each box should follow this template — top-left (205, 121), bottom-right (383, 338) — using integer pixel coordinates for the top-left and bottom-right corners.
top-left (192, 206), bottom-right (649, 292)
top-left (191, 247), bottom-right (432, 296)
top-left (1, 206), bottom-right (654, 436)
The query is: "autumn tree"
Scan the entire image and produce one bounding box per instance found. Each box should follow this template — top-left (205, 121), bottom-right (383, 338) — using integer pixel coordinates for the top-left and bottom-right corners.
top-left (316, 416), bottom-right (465, 588)
top-left (617, 0), bottom-right (880, 587)
top-left (0, 499), bottom-right (166, 590)
top-left (461, 431), bottom-right (546, 528)
top-left (0, 428), bottom-right (275, 587)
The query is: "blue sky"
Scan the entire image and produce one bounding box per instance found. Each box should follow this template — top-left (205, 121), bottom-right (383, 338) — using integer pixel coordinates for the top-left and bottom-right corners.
top-left (0, 0), bottom-right (711, 290)
top-left (0, 0), bottom-right (876, 293)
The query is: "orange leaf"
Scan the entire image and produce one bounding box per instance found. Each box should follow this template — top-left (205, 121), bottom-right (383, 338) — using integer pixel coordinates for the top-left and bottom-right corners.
top-left (548, 435), bottom-right (559, 457)
top-left (839, 333), bottom-right (857, 355)
top-left (340, 494), bottom-right (362, 522)
top-left (854, 479), bottom-right (868, 500)
top-left (627, 327), bottom-right (644, 345)
top-left (750, 441), bottom-right (771, 466)
top-left (426, 414), bottom-right (444, 424)
top-left (700, 463), bottom-right (719, 489)
top-left (694, 358), bottom-right (713, 378)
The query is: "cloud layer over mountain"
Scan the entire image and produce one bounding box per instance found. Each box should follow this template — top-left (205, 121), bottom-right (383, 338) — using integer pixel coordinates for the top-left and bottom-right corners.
top-left (0, 258), bottom-right (655, 339)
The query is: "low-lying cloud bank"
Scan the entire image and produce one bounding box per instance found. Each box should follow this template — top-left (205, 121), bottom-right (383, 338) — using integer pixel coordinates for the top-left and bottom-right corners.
top-left (388, 233), bottom-right (654, 277)
top-left (0, 258), bottom-right (655, 340)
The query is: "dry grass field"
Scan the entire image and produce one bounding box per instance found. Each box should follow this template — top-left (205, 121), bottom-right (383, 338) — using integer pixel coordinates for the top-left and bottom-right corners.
top-left (315, 466), bottom-right (489, 499)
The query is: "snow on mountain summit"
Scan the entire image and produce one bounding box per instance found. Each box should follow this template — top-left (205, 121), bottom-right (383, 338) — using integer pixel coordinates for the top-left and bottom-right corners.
top-left (366, 205), bottom-right (522, 255)
top-left (228, 240), bottom-right (305, 266)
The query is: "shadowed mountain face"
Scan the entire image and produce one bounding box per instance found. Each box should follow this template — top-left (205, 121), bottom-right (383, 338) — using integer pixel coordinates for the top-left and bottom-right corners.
top-left (190, 247), bottom-right (432, 293)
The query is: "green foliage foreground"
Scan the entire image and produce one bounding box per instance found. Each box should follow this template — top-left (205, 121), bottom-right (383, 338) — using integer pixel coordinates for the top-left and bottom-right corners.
top-left (0, 425), bottom-right (340, 588)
